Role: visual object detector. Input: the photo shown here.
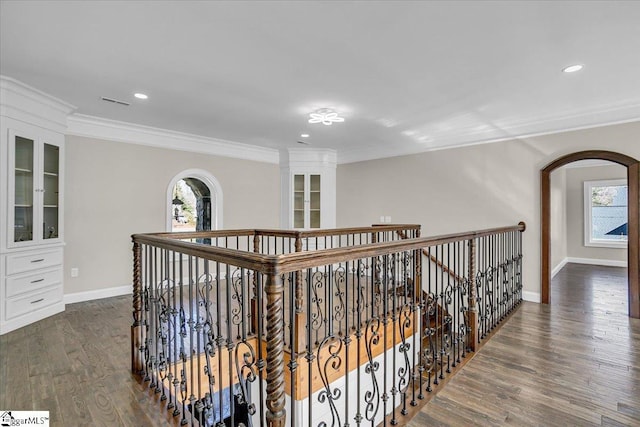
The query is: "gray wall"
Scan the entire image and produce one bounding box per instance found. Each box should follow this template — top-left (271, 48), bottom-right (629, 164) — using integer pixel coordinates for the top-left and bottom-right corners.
top-left (64, 135), bottom-right (280, 294)
top-left (336, 121), bottom-right (640, 301)
top-left (565, 163), bottom-right (627, 262)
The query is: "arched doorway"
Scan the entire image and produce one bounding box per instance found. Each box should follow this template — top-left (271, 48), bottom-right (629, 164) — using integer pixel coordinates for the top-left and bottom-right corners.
top-left (167, 169), bottom-right (223, 232)
top-left (541, 150), bottom-right (639, 318)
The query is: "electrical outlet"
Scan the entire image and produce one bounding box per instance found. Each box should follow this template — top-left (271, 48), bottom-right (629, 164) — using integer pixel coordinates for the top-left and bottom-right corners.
top-left (71, 268), bottom-right (79, 278)
top-left (385, 216), bottom-right (391, 223)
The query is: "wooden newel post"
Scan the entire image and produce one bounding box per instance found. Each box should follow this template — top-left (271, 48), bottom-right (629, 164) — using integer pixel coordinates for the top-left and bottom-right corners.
top-left (265, 273), bottom-right (286, 427)
top-left (131, 239), bottom-right (143, 373)
top-left (467, 238), bottom-right (478, 352)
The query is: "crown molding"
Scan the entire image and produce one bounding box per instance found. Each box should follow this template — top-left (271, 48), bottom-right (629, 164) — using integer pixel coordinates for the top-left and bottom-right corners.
top-left (338, 107), bottom-right (640, 164)
top-left (0, 75), bottom-right (77, 133)
top-left (67, 114), bottom-right (279, 164)
top-left (279, 147), bottom-right (337, 170)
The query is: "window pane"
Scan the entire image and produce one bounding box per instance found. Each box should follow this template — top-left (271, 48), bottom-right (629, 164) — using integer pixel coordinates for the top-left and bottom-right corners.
top-left (591, 184), bottom-right (627, 242)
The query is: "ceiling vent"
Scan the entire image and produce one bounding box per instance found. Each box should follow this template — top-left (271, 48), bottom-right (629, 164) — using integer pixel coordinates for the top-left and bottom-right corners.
top-left (101, 96), bottom-right (130, 106)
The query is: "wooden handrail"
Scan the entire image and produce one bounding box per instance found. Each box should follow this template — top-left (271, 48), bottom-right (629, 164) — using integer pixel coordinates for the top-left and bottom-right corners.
top-left (150, 224), bottom-right (422, 241)
top-left (396, 230), bottom-right (465, 284)
top-left (132, 222), bottom-right (525, 275)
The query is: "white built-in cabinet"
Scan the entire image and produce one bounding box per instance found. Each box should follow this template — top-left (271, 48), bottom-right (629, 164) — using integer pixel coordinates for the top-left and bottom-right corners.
top-left (293, 173), bottom-right (322, 228)
top-left (1, 76), bottom-right (75, 334)
top-left (9, 129), bottom-right (63, 246)
top-left (280, 148), bottom-right (336, 230)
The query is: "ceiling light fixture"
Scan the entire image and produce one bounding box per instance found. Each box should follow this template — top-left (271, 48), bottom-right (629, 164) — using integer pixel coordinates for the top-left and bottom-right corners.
top-left (300, 133), bottom-right (310, 138)
top-left (134, 92), bottom-right (148, 99)
top-left (562, 64), bottom-right (583, 73)
top-left (308, 108), bottom-right (345, 125)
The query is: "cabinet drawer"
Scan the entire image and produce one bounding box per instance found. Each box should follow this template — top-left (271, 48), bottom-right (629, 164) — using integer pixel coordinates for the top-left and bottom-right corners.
top-left (6, 268), bottom-right (62, 298)
top-left (6, 248), bottom-right (63, 275)
top-left (5, 285), bottom-right (63, 320)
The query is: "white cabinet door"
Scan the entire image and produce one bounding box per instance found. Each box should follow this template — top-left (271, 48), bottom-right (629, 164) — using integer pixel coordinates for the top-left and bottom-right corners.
top-left (293, 173), bottom-right (321, 229)
top-left (7, 128), bottom-right (63, 248)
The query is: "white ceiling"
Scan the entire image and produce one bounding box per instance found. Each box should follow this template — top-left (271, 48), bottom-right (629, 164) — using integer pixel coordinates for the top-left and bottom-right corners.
top-left (2, 1), bottom-right (640, 163)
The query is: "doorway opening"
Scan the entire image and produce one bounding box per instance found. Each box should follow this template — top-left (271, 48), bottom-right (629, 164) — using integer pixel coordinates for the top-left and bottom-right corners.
top-left (171, 178), bottom-right (212, 232)
top-left (167, 169), bottom-right (223, 233)
top-left (541, 150), bottom-right (639, 318)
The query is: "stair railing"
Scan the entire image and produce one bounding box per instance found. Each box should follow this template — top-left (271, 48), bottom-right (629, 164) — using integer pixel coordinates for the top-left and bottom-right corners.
top-left (131, 222), bottom-right (524, 426)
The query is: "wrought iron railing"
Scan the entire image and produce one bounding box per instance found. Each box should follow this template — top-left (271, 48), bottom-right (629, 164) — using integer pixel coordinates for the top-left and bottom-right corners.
top-left (131, 223), bottom-right (524, 426)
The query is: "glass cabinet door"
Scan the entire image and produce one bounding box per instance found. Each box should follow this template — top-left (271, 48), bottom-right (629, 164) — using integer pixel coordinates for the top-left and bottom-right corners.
top-left (293, 174), bottom-right (305, 228)
top-left (42, 143), bottom-right (60, 240)
top-left (14, 136), bottom-right (34, 243)
top-left (292, 174), bottom-right (321, 229)
top-left (309, 174), bottom-right (321, 228)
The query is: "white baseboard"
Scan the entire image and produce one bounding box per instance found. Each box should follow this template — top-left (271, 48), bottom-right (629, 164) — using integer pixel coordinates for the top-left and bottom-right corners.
top-left (551, 258), bottom-right (569, 278)
top-left (64, 284), bottom-right (132, 304)
top-left (566, 257), bottom-right (627, 268)
top-left (0, 301), bottom-right (65, 335)
top-left (522, 291), bottom-right (541, 303)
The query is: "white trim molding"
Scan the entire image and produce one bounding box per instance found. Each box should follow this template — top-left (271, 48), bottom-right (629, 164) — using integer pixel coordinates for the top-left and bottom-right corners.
top-left (67, 113), bottom-right (279, 164)
top-left (566, 257), bottom-right (628, 268)
top-left (64, 284), bottom-right (131, 305)
top-left (0, 301), bottom-right (65, 335)
top-left (583, 178), bottom-right (628, 249)
top-left (338, 116), bottom-right (640, 164)
top-left (522, 291), bottom-right (541, 303)
top-left (552, 258), bottom-right (569, 278)
top-left (0, 75), bottom-right (76, 133)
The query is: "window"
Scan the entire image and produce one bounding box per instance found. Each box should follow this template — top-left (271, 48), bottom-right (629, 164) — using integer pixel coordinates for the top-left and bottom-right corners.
top-left (584, 179), bottom-right (627, 248)
top-left (167, 169), bottom-right (223, 232)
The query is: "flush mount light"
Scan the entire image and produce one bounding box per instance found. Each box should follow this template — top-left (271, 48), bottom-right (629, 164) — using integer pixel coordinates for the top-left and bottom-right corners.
top-left (300, 133), bottom-right (310, 138)
top-left (562, 64), bottom-right (583, 73)
top-left (134, 92), bottom-right (148, 99)
top-left (308, 108), bottom-right (345, 125)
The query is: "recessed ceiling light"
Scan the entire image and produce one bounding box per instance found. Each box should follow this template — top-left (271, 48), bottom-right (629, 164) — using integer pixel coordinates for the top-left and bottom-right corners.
top-left (562, 64), bottom-right (583, 73)
top-left (300, 133), bottom-right (310, 138)
top-left (134, 93), bottom-right (148, 99)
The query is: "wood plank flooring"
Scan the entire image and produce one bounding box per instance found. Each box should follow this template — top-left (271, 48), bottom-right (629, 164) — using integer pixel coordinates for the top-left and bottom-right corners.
top-left (0, 297), bottom-right (182, 426)
top-left (1, 263), bottom-right (638, 426)
top-left (409, 263), bottom-right (640, 426)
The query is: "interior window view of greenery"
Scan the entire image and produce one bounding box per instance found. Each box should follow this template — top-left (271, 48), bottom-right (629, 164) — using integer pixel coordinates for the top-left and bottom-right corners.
top-left (171, 179), bottom-right (202, 231)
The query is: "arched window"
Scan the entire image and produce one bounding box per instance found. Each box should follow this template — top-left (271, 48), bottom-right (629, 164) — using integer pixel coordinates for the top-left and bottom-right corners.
top-left (167, 169), bottom-right (223, 232)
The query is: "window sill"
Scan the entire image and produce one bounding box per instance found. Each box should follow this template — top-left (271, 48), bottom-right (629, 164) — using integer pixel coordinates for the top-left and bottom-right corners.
top-left (584, 240), bottom-right (628, 249)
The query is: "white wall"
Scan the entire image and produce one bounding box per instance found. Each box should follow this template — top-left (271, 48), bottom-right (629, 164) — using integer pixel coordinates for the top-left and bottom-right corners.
top-left (565, 163), bottom-right (627, 263)
top-left (336, 121), bottom-right (640, 302)
top-left (64, 135), bottom-right (279, 296)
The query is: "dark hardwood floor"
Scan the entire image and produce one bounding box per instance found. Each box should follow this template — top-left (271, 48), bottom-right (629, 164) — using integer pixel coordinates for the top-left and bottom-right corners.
top-left (0, 296), bottom-right (180, 426)
top-left (1, 263), bottom-right (638, 426)
top-left (409, 263), bottom-right (640, 426)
